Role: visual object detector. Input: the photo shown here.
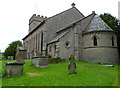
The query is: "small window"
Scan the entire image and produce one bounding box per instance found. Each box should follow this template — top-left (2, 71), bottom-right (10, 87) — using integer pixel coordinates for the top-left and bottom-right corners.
top-left (54, 44), bottom-right (56, 50)
top-left (49, 46), bottom-right (52, 52)
top-left (112, 36), bottom-right (114, 46)
top-left (93, 36), bottom-right (97, 46)
top-left (65, 41), bottom-right (70, 48)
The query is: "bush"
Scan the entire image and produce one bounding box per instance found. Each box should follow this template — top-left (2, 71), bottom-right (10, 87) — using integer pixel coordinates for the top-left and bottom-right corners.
top-left (48, 58), bottom-right (55, 63)
top-left (37, 53), bottom-right (42, 57)
top-left (46, 54), bottom-right (52, 58)
top-left (48, 56), bottom-right (66, 64)
top-left (55, 57), bottom-right (61, 63)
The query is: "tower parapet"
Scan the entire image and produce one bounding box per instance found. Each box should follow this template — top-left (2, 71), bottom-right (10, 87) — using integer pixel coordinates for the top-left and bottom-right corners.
top-left (29, 14), bottom-right (46, 24)
top-left (29, 14), bottom-right (47, 33)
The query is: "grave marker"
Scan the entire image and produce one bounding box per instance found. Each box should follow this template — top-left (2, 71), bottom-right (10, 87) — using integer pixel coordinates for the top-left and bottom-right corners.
top-left (68, 55), bottom-right (76, 74)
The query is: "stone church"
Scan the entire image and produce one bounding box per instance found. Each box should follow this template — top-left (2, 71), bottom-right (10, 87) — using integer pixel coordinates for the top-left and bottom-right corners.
top-left (22, 3), bottom-right (119, 64)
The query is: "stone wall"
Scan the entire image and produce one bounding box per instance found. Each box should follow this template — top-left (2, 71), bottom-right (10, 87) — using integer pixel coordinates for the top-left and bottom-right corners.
top-left (23, 28), bottom-right (44, 59)
top-left (82, 47), bottom-right (119, 64)
top-left (59, 29), bottom-right (74, 59)
top-left (82, 31), bottom-right (119, 64)
top-left (47, 43), bottom-right (57, 58)
top-left (83, 32), bottom-right (117, 47)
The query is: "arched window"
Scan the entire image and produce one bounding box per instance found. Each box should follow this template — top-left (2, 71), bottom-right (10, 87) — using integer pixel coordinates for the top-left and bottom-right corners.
top-left (112, 36), bottom-right (114, 46)
top-left (93, 36), bottom-right (97, 46)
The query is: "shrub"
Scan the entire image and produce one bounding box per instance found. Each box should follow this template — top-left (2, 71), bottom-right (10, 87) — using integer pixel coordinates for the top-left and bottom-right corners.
top-left (46, 54), bottom-right (52, 58)
top-left (37, 53), bottom-right (42, 57)
top-left (48, 57), bottom-right (65, 63)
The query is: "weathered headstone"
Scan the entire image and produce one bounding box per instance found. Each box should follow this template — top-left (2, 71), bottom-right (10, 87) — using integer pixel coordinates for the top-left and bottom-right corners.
top-left (8, 56), bottom-right (14, 60)
top-left (68, 55), bottom-right (76, 74)
top-left (32, 56), bottom-right (48, 68)
top-left (5, 62), bottom-right (24, 77)
top-left (16, 46), bottom-right (26, 62)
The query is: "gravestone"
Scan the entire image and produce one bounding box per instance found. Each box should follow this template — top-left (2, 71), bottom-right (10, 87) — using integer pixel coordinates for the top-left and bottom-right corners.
top-left (32, 56), bottom-right (48, 68)
top-left (5, 62), bottom-right (24, 77)
top-left (16, 46), bottom-right (26, 62)
top-left (8, 56), bottom-right (14, 60)
top-left (68, 55), bottom-right (76, 74)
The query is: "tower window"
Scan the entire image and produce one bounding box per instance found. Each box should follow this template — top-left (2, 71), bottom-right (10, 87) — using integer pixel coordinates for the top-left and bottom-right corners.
top-left (112, 36), bottom-right (114, 46)
top-left (93, 36), bottom-right (97, 46)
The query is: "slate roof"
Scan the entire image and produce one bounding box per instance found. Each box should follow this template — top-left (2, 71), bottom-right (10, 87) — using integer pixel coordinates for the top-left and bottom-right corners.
top-left (47, 30), bottom-right (70, 44)
top-left (84, 15), bottom-right (113, 33)
top-left (56, 12), bottom-right (96, 33)
top-left (56, 19), bottom-right (79, 33)
top-left (23, 7), bottom-right (84, 40)
top-left (45, 7), bottom-right (85, 42)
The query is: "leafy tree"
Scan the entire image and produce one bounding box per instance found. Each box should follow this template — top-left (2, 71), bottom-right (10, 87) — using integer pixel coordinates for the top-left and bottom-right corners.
top-left (100, 13), bottom-right (120, 56)
top-left (3, 40), bottom-right (22, 59)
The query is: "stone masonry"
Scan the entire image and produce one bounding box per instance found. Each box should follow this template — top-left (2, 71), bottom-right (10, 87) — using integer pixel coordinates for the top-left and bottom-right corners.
top-left (23, 3), bottom-right (119, 64)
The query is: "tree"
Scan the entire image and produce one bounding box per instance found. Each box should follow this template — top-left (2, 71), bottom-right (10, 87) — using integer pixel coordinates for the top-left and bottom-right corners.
top-left (100, 13), bottom-right (120, 56)
top-left (3, 40), bottom-right (22, 59)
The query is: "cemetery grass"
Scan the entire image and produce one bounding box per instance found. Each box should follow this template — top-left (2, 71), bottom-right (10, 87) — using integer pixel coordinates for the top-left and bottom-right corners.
top-left (2, 60), bottom-right (119, 86)
top-left (0, 61), bottom-right (2, 87)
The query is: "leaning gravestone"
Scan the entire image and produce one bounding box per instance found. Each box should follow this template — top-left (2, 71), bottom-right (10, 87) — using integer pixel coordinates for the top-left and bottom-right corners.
top-left (68, 55), bottom-right (76, 74)
top-left (5, 62), bottom-right (24, 77)
top-left (32, 56), bottom-right (48, 68)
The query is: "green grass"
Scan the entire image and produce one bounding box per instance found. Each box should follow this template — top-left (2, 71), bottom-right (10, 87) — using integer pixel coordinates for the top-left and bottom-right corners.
top-left (1, 60), bottom-right (119, 86)
top-left (0, 61), bottom-right (2, 88)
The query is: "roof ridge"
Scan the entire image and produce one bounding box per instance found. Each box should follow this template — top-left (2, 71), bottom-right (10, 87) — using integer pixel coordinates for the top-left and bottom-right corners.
top-left (74, 12), bottom-right (96, 25)
top-left (82, 13), bottom-right (96, 32)
top-left (48, 7), bottom-right (85, 20)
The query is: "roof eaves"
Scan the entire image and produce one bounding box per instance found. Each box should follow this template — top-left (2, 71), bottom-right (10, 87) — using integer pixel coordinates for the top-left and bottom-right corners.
top-left (83, 30), bottom-right (113, 35)
top-left (47, 30), bottom-right (70, 45)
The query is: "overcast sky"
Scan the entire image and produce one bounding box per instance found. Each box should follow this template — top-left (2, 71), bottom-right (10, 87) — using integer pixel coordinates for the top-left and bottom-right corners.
top-left (0, 0), bottom-right (119, 52)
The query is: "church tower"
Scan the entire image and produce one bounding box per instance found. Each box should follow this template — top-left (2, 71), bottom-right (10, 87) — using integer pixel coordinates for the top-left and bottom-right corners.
top-left (29, 14), bottom-right (46, 33)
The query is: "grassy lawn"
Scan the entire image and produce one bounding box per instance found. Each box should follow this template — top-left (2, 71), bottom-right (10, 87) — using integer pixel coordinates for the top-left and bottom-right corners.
top-left (1, 60), bottom-right (119, 86)
top-left (0, 60), bottom-right (2, 88)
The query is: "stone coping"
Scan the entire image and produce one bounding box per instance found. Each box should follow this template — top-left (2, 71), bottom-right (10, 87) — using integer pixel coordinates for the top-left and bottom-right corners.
top-left (5, 62), bottom-right (24, 65)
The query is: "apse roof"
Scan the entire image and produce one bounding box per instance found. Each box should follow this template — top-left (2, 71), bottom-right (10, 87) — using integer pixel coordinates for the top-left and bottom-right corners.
top-left (85, 15), bottom-right (113, 33)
